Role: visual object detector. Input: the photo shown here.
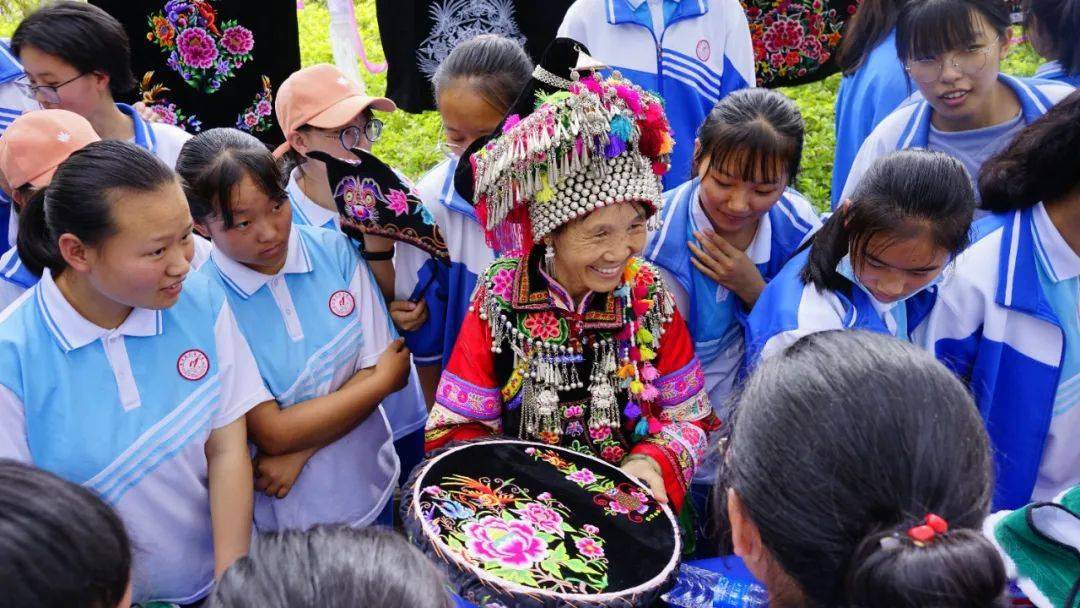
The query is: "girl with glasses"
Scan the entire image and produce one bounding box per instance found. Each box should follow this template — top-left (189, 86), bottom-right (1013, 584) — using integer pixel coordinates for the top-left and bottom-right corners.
top-left (836, 0), bottom-right (1074, 213)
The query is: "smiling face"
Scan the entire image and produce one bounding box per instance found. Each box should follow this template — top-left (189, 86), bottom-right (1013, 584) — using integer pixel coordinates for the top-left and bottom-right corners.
top-left (17, 44), bottom-right (108, 114)
top-left (81, 179), bottom-right (195, 310)
top-left (548, 202), bottom-right (649, 299)
top-left (851, 224), bottom-right (950, 304)
top-left (198, 171), bottom-right (293, 275)
top-left (437, 78), bottom-right (506, 158)
top-left (696, 155), bottom-right (788, 237)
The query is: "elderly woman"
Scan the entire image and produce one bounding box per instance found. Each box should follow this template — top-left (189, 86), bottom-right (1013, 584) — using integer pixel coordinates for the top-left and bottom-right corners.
top-left (424, 73), bottom-right (716, 512)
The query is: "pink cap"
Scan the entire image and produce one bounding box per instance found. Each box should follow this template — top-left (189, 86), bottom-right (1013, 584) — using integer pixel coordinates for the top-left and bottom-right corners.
top-left (273, 64), bottom-right (396, 157)
top-left (0, 109), bottom-right (100, 190)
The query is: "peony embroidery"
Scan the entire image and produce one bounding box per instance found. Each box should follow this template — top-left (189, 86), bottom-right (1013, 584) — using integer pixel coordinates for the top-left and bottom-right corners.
top-left (489, 268), bottom-right (515, 302)
top-left (463, 516), bottom-right (549, 570)
top-left (521, 311), bottom-right (562, 342)
top-left (514, 503), bottom-right (563, 534)
top-left (566, 468), bottom-right (597, 486)
top-left (386, 188), bottom-right (410, 216)
top-left (220, 24), bottom-right (254, 55)
top-left (177, 27), bottom-right (217, 68)
top-left (575, 537), bottom-right (605, 559)
top-left (147, 1), bottom-right (256, 93)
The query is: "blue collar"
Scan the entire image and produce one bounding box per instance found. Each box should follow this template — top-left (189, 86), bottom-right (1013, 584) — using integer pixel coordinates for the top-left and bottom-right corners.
top-left (438, 157), bottom-right (478, 221)
top-left (897, 74), bottom-right (1056, 150)
top-left (0, 41), bottom-right (23, 85)
top-left (606, 0), bottom-right (705, 28)
top-left (0, 247), bottom-right (37, 289)
top-left (994, 207), bottom-right (1060, 325)
top-left (115, 103), bottom-right (157, 153)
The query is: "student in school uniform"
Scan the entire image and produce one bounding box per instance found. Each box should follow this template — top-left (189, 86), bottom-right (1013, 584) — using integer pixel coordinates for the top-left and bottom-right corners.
top-left (0, 141), bottom-right (269, 605)
top-left (916, 91), bottom-right (1080, 510)
top-left (1025, 0), bottom-right (1080, 87)
top-left (272, 64), bottom-right (428, 484)
top-left (0, 111), bottom-right (212, 312)
top-left (831, 0), bottom-right (912, 208)
top-left (747, 150), bottom-right (975, 363)
top-left (0, 40), bottom-right (44, 251)
top-left (557, 0), bottom-right (755, 188)
top-left (838, 0), bottom-right (1075, 211)
top-left (644, 89), bottom-right (820, 531)
top-left (179, 128), bottom-right (412, 530)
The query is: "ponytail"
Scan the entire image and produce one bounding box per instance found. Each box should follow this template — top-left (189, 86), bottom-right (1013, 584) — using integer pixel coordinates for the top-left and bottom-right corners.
top-left (837, 0), bottom-right (903, 75)
top-left (801, 149), bottom-right (974, 292)
top-left (16, 189), bottom-right (54, 278)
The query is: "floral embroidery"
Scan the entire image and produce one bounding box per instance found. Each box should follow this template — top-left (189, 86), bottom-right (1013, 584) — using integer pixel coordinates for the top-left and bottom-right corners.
top-left (488, 267), bottom-right (515, 302)
top-left (526, 447), bottom-right (665, 524)
top-left (600, 445), bottom-right (626, 464)
top-left (594, 485), bottom-right (652, 521)
top-left (742, 0), bottom-right (851, 86)
top-left (235, 75), bottom-right (274, 134)
top-left (514, 503), bottom-right (564, 534)
top-left (575, 537), bottom-right (605, 558)
top-left (565, 421), bottom-right (584, 437)
top-left (520, 311), bottom-right (565, 343)
top-left (147, 1), bottom-right (255, 94)
top-left (589, 426), bottom-right (612, 442)
top-left (138, 72), bottom-right (202, 132)
top-left (464, 516), bottom-right (549, 570)
top-left (566, 468), bottom-right (597, 485)
top-left (564, 405), bottom-right (584, 419)
top-left (436, 372), bottom-right (502, 420)
top-left (386, 189), bottom-right (410, 216)
top-left (653, 358), bottom-right (706, 409)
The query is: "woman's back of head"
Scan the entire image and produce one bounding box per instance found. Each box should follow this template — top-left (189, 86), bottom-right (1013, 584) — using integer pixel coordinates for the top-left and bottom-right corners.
top-left (719, 330), bottom-right (1006, 608)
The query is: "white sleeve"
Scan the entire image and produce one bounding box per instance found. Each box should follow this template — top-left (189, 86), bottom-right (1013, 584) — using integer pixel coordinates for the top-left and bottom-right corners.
top-left (556, 1), bottom-right (589, 41)
top-left (393, 241), bottom-right (428, 301)
top-left (0, 383), bottom-right (31, 462)
top-left (350, 259), bottom-right (395, 370)
top-left (212, 301), bottom-right (274, 429)
top-left (0, 281), bottom-right (27, 313)
top-left (838, 119), bottom-right (901, 205)
top-left (760, 329), bottom-right (819, 360)
top-left (722, 0), bottom-right (756, 86)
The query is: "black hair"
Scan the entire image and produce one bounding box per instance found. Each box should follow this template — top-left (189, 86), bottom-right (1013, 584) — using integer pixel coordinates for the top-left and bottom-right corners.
top-left (207, 525), bottom-right (452, 608)
top-left (801, 149), bottom-right (974, 293)
top-left (0, 459), bottom-right (131, 608)
top-left (979, 90), bottom-right (1080, 212)
top-left (896, 0), bottom-right (1011, 64)
top-left (176, 128), bottom-right (287, 230)
top-left (432, 34), bottom-right (534, 114)
top-left (11, 1), bottom-right (137, 98)
top-left (838, 0), bottom-right (903, 74)
top-left (693, 88), bottom-right (804, 186)
top-left (1024, 0), bottom-right (1080, 74)
top-left (17, 140), bottom-right (177, 277)
top-left (716, 330), bottom-right (1006, 608)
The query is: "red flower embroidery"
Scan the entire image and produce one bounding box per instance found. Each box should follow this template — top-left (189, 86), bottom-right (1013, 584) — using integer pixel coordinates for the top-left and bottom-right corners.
top-left (522, 311), bottom-right (561, 342)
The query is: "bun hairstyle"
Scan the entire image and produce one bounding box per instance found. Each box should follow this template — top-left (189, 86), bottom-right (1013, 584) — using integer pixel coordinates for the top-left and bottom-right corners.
top-left (979, 89), bottom-right (1080, 213)
top-left (0, 459), bottom-right (131, 608)
top-left (176, 128), bottom-right (288, 229)
top-left (801, 149), bottom-right (975, 293)
top-left (17, 140), bottom-right (176, 277)
top-left (717, 330), bottom-right (1006, 608)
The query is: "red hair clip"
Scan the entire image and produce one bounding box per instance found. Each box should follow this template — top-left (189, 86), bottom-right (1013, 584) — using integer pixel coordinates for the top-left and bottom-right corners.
top-left (907, 513), bottom-right (949, 545)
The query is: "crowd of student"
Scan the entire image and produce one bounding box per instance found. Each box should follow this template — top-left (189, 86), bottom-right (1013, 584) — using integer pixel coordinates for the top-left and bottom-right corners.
top-left (0, 0), bottom-right (1078, 606)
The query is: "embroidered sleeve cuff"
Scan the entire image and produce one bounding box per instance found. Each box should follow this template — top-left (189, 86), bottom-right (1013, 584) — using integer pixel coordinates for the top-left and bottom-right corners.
top-left (629, 442), bottom-right (688, 512)
top-left (653, 358), bottom-right (707, 411)
top-left (434, 371), bottom-right (502, 420)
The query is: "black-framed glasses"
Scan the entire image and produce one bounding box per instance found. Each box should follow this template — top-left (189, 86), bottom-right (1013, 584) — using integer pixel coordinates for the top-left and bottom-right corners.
top-left (904, 36), bottom-right (1000, 84)
top-left (15, 72), bottom-right (89, 105)
top-left (317, 118), bottom-right (384, 151)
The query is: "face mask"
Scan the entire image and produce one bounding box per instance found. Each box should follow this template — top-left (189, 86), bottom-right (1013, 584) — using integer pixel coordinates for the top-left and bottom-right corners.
top-left (836, 254), bottom-right (946, 314)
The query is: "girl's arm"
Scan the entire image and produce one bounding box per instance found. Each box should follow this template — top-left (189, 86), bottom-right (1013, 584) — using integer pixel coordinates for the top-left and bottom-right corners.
top-left (205, 416), bottom-right (253, 579)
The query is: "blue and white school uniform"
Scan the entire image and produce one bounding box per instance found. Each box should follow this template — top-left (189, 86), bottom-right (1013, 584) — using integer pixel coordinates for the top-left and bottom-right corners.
top-left (832, 29), bottom-right (913, 208)
top-left (0, 235), bottom-right (212, 313)
top-left (745, 248), bottom-right (939, 364)
top-left (915, 204), bottom-right (1080, 509)
top-left (0, 41), bottom-right (42, 251)
top-left (838, 75), bottom-right (1075, 209)
top-left (1035, 60), bottom-right (1080, 88)
top-left (558, 0), bottom-right (754, 187)
top-left (646, 178), bottom-right (820, 482)
top-left (0, 270), bottom-right (271, 603)
top-left (286, 169), bottom-right (428, 446)
top-left (394, 156), bottom-right (495, 368)
top-left (202, 223), bottom-right (400, 530)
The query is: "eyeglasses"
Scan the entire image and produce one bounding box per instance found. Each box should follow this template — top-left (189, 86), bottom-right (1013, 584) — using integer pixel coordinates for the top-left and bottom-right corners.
top-left (315, 118), bottom-right (384, 151)
top-left (15, 72), bottom-right (89, 105)
top-left (904, 37), bottom-right (1000, 84)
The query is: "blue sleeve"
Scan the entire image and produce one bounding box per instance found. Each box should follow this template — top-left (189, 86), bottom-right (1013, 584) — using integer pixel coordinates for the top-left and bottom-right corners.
top-left (401, 258), bottom-right (448, 367)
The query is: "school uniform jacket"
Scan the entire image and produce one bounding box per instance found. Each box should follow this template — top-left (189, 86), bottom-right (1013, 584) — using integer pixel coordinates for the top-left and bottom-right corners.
top-left (1035, 60), bottom-right (1080, 88)
top-left (558, 0), bottom-right (755, 187)
top-left (0, 42), bottom-right (40, 251)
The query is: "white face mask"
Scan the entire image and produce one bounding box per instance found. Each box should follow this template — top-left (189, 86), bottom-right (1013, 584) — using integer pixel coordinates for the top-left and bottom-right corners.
top-left (836, 254), bottom-right (947, 314)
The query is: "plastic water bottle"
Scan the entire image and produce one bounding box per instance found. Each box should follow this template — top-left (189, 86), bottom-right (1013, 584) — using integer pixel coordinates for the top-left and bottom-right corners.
top-left (663, 564), bottom-right (769, 607)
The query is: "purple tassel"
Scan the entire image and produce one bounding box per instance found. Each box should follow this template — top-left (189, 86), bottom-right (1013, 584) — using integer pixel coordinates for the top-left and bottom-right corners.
top-left (623, 400), bottom-right (641, 419)
top-left (604, 135), bottom-right (627, 159)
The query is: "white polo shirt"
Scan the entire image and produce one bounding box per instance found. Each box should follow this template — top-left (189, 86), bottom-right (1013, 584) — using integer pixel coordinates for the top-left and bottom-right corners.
top-left (0, 270), bottom-right (271, 604)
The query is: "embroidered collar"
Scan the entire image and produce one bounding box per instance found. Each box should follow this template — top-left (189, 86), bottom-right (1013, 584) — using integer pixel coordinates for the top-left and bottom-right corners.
top-left (690, 189), bottom-right (772, 266)
top-left (212, 225), bottom-right (313, 298)
top-left (510, 246), bottom-right (623, 329)
top-left (1031, 202), bottom-right (1080, 283)
top-left (288, 169), bottom-right (339, 230)
top-left (36, 268), bottom-right (163, 352)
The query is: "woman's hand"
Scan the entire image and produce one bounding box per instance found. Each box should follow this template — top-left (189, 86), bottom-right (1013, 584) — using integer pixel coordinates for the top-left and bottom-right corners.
top-left (689, 230), bottom-right (766, 306)
top-left (390, 299), bottom-right (429, 332)
top-left (254, 448), bottom-right (316, 499)
top-left (620, 455), bottom-right (668, 504)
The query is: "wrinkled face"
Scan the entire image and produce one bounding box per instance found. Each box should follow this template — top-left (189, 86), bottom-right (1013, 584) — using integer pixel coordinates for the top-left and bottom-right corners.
top-left (697, 157), bottom-right (788, 234)
top-left (907, 12), bottom-right (1008, 129)
top-left (549, 202), bottom-right (649, 297)
top-left (18, 45), bottom-right (105, 114)
top-left (437, 79), bottom-right (505, 158)
top-left (83, 180), bottom-right (195, 310)
top-left (199, 172), bottom-right (292, 275)
top-left (852, 227), bottom-right (950, 304)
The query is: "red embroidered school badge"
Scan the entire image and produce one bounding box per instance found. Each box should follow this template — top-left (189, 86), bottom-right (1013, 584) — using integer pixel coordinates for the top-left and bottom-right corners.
top-left (177, 349), bottom-right (210, 381)
top-left (696, 39), bottom-right (711, 61)
top-left (328, 290), bottom-right (355, 317)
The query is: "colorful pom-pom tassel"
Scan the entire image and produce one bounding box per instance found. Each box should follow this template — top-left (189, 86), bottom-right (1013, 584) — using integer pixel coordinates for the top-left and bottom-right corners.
top-left (641, 384), bottom-right (659, 401)
top-left (624, 400), bottom-right (642, 420)
top-left (629, 346), bottom-right (642, 362)
top-left (632, 299), bottom-right (652, 317)
top-left (639, 345), bottom-right (656, 361)
top-left (647, 417), bottom-right (664, 434)
top-left (633, 416), bottom-right (649, 441)
top-left (610, 114), bottom-right (634, 140)
top-left (629, 380), bottom-right (644, 395)
top-left (617, 362), bottom-right (636, 378)
top-left (640, 363), bottom-right (659, 382)
top-left (635, 327), bottom-right (654, 345)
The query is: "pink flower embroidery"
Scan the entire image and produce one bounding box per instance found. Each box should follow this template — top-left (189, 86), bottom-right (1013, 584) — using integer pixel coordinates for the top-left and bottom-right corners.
top-left (514, 503), bottom-right (563, 534)
top-left (255, 99), bottom-right (272, 117)
top-left (600, 445), bottom-right (626, 463)
top-left (563, 405), bottom-right (584, 419)
top-left (566, 468), bottom-right (597, 485)
top-left (243, 112), bottom-right (258, 127)
top-left (537, 492), bottom-right (552, 501)
top-left (463, 516), bottom-right (548, 570)
top-left (522, 311), bottom-right (561, 342)
top-left (582, 524), bottom-right (599, 536)
top-left (589, 426), bottom-right (612, 442)
top-left (763, 18), bottom-right (805, 52)
top-left (386, 188), bottom-right (410, 216)
top-left (489, 268), bottom-right (514, 301)
top-left (151, 105), bottom-right (177, 125)
top-left (575, 537), bottom-right (605, 559)
top-left (603, 487), bottom-right (650, 514)
top-left (221, 25), bottom-right (254, 55)
top-left (177, 27), bottom-right (218, 69)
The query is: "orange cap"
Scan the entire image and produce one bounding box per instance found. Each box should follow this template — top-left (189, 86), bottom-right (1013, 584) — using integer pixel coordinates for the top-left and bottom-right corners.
top-left (0, 109), bottom-right (100, 190)
top-left (273, 64), bottom-right (396, 158)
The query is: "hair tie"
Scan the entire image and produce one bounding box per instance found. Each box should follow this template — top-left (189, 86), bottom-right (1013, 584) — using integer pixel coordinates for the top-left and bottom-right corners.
top-left (878, 513), bottom-right (949, 550)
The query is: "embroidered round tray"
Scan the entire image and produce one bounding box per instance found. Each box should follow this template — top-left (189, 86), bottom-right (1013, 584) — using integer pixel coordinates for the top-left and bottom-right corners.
top-left (403, 439), bottom-right (681, 607)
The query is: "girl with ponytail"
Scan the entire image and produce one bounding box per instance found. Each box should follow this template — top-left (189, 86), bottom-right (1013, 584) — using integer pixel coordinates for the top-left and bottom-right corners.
top-left (719, 330), bottom-right (1007, 608)
top-left (746, 148), bottom-right (975, 363)
top-left (0, 140), bottom-right (273, 604)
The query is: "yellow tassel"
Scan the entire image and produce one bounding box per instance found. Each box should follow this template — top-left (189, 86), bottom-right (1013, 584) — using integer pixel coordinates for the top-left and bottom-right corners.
top-left (659, 132), bottom-right (675, 155)
top-left (535, 172), bottom-right (554, 202)
top-left (630, 380), bottom-right (645, 394)
top-left (636, 327), bottom-right (654, 345)
top-left (639, 346), bottom-right (657, 361)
